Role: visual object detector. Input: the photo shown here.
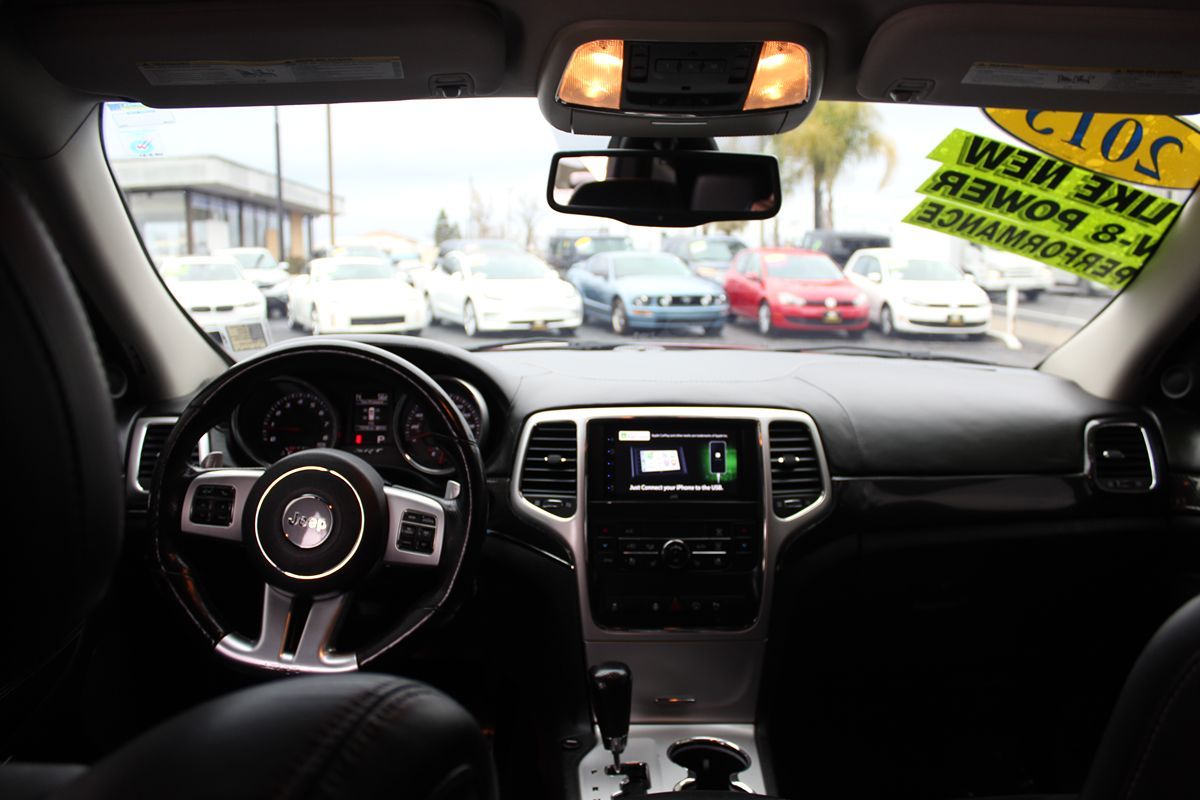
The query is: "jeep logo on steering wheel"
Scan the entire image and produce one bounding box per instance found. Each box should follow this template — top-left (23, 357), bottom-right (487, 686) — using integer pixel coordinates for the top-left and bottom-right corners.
top-left (281, 494), bottom-right (335, 549)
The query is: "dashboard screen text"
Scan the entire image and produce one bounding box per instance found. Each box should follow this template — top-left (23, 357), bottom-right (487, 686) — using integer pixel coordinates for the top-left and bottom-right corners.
top-left (593, 421), bottom-right (753, 501)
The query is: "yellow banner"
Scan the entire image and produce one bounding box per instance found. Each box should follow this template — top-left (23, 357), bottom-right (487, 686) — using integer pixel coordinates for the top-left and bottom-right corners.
top-left (984, 108), bottom-right (1200, 190)
top-left (905, 129), bottom-right (1183, 289)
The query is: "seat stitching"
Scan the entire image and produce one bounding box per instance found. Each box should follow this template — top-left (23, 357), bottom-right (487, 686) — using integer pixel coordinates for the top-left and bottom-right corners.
top-left (307, 686), bottom-right (444, 799)
top-left (1122, 653), bottom-right (1200, 800)
top-left (274, 681), bottom-right (427, 800)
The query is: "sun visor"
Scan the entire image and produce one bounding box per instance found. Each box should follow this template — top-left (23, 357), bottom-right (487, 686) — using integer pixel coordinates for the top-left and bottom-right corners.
top-left (21, 1), bottom-right (505, 107)
top-left (858, 4), bottom-right (1200, 114)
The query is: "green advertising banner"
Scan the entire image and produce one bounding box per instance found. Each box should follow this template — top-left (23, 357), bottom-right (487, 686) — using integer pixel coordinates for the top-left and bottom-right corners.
top-left (904, 129), bottom-right (1183, 289)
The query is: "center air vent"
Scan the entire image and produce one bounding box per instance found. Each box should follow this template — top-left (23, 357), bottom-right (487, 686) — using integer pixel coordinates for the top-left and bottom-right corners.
top-left (1090, 422), bottom-right (1156, 493)
top-left (519, 421), bottom-right (578, 517)
top-left (768, 421), bottom-right (824, 517)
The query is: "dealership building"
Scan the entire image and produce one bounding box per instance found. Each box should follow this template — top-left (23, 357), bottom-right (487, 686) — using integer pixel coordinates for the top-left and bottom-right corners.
top-left (110, 156), bottom-right (343, 263)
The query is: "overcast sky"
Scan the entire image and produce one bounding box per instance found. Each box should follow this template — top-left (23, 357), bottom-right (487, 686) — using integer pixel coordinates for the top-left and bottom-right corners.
top-left (100, 99), bottom-right (1172, 252)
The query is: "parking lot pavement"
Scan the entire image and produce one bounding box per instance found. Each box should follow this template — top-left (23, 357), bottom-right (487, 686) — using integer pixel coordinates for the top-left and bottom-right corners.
top-left (265, 309), bottom-right (1070, 371)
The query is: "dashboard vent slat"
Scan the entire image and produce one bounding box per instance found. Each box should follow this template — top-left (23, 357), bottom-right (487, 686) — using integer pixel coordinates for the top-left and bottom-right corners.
top-left (130, 419), bottom-right (203, 511)
top-left (136, 423), bottom-right (174, 492)
top-left (769, 421), bottom-right (824, 517)
top-left (1091, 423), bottom-right (1155, 493)
top-left (519, 421), bottom-right (578, 517)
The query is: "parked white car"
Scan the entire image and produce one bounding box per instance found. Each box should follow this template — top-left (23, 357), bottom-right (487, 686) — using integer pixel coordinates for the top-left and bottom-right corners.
top-left (926, 239), bottom-right (1055, 300)
top-left (287, 257), bottom-right (425, 335)
top-left (424, 249), bottom-right (583, 336)
top-left (844, 247), bottom-right (992, 337)
top-left (216, 247), bottom-right (291, 317)
top-left (215, 247), bottom-right (289, 287)
top-left (159, 256), bottom-right (271, 352)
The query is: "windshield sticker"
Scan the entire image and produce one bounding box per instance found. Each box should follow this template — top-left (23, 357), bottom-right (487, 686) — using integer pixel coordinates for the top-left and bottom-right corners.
top-left (903, 128), bottom-right (1183, 289)
top-left (226, 323), bottom-right (269, 352)
top-left (984, 109), bottom-right (1200, 189)
top-left (138, 58), bottom-right (405, 87)
top-left (104, 101), bottom-right (174, 158)
top-left (963, 63), bottom-right (1200, 95)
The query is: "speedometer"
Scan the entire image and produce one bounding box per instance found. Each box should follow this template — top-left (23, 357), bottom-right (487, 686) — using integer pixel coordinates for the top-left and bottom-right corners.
top-left (396, 377), bottom-right (488, 474)
top-left (259, 389), bottom-right (338, 461)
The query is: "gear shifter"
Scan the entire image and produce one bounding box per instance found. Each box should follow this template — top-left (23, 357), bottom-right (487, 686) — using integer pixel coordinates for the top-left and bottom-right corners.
top-left (589, 662), bottom-right (632, 767)
top-left (589, 662), bottom-right (649, 796)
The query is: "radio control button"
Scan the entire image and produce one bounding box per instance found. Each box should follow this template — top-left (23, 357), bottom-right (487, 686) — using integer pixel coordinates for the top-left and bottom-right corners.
top-left (661, 539), bottom-right (690, 569)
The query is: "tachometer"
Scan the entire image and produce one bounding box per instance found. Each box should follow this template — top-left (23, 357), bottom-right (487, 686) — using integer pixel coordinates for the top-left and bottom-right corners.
top-left (259, 389), bottom-right (338, 461)
top-left (397, 377), bottom-right (488, 474)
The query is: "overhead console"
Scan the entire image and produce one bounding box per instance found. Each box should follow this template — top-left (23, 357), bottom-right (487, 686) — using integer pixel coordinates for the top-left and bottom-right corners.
top-left (537, 21), bottom-right (826, 136)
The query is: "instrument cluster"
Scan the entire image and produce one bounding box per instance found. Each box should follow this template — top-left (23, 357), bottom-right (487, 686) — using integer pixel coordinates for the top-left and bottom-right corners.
top-left (230, 374), bottom-right (489, 476)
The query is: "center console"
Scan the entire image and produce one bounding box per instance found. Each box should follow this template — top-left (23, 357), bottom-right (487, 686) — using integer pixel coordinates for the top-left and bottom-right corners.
top-left (585, 418), bottom-right (763, 630)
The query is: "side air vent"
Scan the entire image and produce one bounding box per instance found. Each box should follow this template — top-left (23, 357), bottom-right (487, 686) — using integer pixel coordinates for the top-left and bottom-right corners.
top-left (1090, 422), bottom-right (1156, 493)
top-left (519, 421), bottom-right (578, 518)
top-left (129, 418), bottom-right (205, 510)
top-left (136, 422), bottom-right (174, 493)
top-left (768, 421), bottom-right (824, 517)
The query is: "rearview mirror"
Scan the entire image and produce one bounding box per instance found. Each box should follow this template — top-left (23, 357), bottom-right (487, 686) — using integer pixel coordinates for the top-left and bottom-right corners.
top-left (868, 272), bottom-right (882, 283)
top-left (547, 149), bottom-right (780, 227)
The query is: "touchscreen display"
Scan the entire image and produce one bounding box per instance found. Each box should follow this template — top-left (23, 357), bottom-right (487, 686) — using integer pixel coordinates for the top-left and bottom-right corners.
top-left (592, 420), bottom-right (754, 500)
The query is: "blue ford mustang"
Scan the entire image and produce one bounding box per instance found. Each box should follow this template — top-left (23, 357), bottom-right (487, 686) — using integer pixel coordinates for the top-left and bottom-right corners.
top-left (567, 251), bottom-right (729, 335)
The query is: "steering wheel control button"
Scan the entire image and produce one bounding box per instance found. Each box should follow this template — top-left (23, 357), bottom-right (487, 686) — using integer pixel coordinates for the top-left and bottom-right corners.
top-left (190, 484), bottom-right (236, 526)
top-left (281, 494), bottom-right (335, 549)
top-left (398, 510), bottom-right (437, 554)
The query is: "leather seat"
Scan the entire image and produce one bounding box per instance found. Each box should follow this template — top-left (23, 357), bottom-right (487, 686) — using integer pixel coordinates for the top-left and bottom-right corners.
top-left (1, 673), bottom-right (496, 800)
top-left (0, 168), bottom-right (497, 799)
top-left (1077, 592), bottom-right (1200, 800)
top-left (0, 165), bottom-right (123, 748)
top-left (968, 593), bottom-right (1200, 800)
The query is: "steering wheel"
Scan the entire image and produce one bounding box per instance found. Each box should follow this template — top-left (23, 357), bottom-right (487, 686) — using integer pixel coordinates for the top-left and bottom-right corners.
top-left (148, 340), bottom-right (487, 673)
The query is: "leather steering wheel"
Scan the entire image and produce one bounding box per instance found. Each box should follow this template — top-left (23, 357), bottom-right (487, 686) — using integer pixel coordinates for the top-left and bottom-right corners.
top-left (149, 339), bottom-right (487, 673)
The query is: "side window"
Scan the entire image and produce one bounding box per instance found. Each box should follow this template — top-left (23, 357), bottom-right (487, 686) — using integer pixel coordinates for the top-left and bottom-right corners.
top-left (744, 253), bottom-right (760, 277)
top-left (855, 256), bottom-right (879, 276)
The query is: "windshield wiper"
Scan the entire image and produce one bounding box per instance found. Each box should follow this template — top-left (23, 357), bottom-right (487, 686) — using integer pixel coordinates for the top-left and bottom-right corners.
top-left (778, 344), bottom-right (997, 365)
top-left (469, 337), bottom-right (620, 352)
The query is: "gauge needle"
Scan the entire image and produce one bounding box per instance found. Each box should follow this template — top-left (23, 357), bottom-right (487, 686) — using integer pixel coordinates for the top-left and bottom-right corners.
top-left (271, 426), bottom-right (303, 432)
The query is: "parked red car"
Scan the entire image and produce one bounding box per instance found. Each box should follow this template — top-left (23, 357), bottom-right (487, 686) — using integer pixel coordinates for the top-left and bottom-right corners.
top-left (725, 248), bottom-right (870, 336)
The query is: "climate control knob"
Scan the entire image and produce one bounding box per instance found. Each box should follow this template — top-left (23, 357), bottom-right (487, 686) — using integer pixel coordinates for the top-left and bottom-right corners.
top-left (661, 539), bottom-right (691, 569)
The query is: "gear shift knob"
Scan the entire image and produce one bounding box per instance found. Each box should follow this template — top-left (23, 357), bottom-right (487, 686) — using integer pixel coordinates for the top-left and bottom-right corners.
top-left (589, 662), bottom-right (632, 764)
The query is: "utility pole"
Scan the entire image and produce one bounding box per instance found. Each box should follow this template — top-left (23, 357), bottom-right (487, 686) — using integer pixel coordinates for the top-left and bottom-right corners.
top-left (326, 104), bottom-right (336, 248)
top-left (273, 106), bottom-right (286, 262)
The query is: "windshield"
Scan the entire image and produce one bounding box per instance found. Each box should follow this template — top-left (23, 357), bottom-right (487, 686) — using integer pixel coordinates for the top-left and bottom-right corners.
top-left (102, 100), bottom-right (1196, 365)
top-left (467, 253), bottom-right (550, 280)
top-left (688, 239), bottom-right (744, 262)
top-left (891, 260), bottom-right (964, 282)
top-left (763, 254), bottom-right (842, 280)
top-left (613, 255), bottom-right (692, 279)
top-left (163, 260), bottom-right (244, 282)
top-left (315, 261), bottom-right (397, 281)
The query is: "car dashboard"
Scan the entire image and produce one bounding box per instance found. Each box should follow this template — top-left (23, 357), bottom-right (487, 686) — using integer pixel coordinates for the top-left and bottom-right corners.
top-left (123, 335), bottom-right (1165, 729)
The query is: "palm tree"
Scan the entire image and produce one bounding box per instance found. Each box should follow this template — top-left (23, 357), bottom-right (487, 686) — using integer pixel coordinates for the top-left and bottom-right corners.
top-left (773, 102), bottom-right (897, 230)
